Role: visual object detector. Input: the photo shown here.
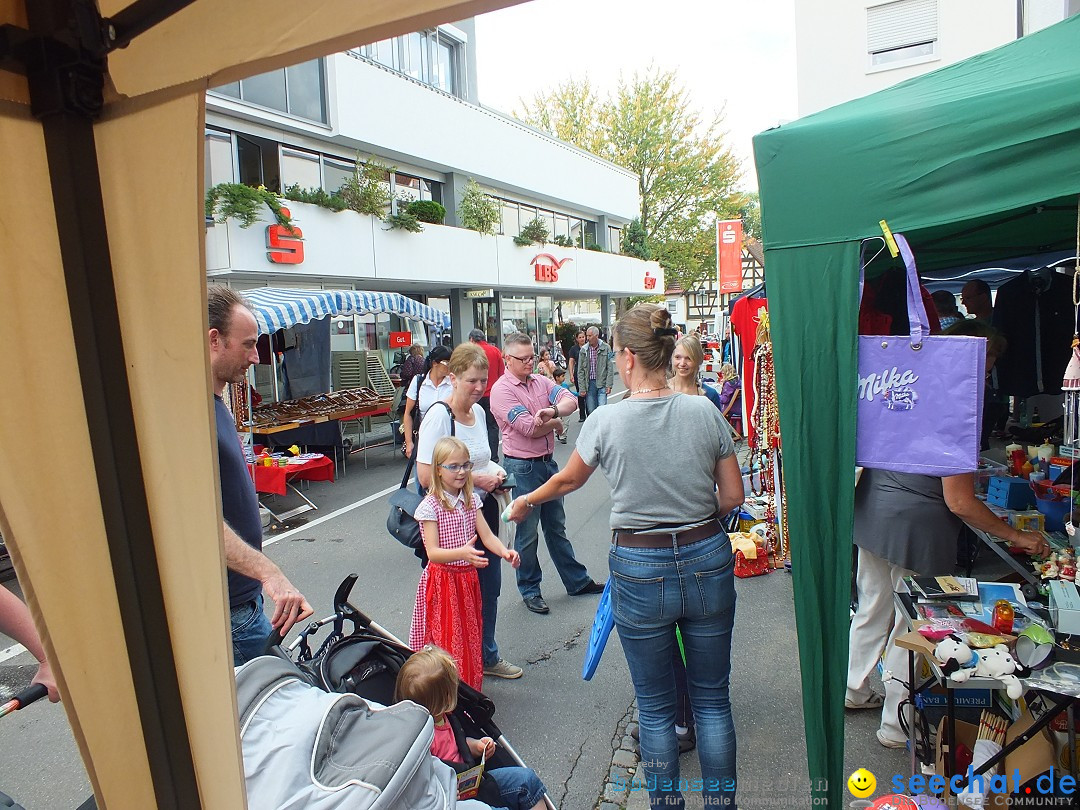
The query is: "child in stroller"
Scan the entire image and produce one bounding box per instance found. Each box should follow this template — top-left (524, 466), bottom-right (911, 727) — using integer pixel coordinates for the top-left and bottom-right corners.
top-left (396, 645), bottom-right (548, 810)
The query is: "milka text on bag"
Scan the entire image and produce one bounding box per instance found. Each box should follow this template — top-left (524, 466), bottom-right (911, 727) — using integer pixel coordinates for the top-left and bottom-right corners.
top-left (858, 366), bottom-right (920, 410)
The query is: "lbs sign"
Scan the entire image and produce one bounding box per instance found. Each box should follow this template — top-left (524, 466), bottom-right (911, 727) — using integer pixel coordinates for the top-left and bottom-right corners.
top-left (531, 253), bottom-right (572, 283)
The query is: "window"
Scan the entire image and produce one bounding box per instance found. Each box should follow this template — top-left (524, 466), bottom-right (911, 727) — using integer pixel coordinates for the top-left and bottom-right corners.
top-left (353, 28), bottom-right (466, 99)
top-left (394, 173), bottom-right (422, 204)
top-left (237, 134), bottom-right (281, 192)
top-left (323, 157), bottom-right (355, 192)
top-left (209, 60), bottom-right (328, 123)
top-left (501, 202), bottom-right (519, 236)
top-left (867, 0), bottom-right (937, 68)
top-left (667, 300), bottom-right (679, 314)
top-left (608, 226), bottom-right (623, 254)
top-left (204, 129), bottom-right (234, 188)
top-left (281, 147), bottom-right (322, 190)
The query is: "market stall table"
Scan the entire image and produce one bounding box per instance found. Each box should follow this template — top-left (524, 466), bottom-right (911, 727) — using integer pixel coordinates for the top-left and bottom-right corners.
top-left (894, 590), bottom-right (1077, 795)
top-left (250, 454), bottom-right (334, 521)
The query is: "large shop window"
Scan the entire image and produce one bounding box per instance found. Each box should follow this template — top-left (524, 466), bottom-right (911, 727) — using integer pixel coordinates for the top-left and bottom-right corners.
top-left (210, 59), bottom-right (328, 123)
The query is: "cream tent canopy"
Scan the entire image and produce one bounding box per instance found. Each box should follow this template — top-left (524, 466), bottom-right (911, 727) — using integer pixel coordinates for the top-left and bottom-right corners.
top-left (0, 1), bottom-right (523, 807)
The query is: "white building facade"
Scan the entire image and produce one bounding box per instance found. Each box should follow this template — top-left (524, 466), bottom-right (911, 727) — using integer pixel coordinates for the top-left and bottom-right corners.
top-left (795, 0), bottom-right (1080, 116)
top-left (204, 19), bottom-right (660, 363)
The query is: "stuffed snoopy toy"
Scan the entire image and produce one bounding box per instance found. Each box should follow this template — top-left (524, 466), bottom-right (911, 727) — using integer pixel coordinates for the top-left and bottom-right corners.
top-left (934, 635), bottom-right (1029, 699)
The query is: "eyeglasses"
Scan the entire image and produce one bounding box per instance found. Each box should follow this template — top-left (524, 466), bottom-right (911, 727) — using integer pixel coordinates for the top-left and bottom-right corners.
top-left (507, 354), bottom-right (535, 365)
top-left (439, 462), bottom-right (474, 472)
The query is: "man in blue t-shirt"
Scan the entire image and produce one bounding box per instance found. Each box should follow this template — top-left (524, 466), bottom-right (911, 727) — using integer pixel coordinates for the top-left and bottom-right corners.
top-left (208, 287), bottom-right (312, 665)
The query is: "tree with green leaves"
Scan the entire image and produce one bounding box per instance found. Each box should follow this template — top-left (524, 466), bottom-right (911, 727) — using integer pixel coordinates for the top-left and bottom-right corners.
top-left (518, 68), bottom-right (749, 293)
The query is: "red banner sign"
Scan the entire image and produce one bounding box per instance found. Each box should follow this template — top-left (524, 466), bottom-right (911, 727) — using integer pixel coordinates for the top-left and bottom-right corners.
top-left (389, 331), bottom-right (412, 348)
top-left (717, 220), bottom-right (742, 293)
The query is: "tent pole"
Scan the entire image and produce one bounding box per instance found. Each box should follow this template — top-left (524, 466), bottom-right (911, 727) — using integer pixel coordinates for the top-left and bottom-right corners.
top-left (22, 1), bottom-right (200, 806)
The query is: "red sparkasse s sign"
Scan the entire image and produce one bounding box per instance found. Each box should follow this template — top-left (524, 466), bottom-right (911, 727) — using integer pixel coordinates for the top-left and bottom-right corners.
top-left (267, 206), bottom-right (304, 264)
top-left (717, 219), bottom-right (742, 293)
top-left (531, 253), bottom-right (571, 283)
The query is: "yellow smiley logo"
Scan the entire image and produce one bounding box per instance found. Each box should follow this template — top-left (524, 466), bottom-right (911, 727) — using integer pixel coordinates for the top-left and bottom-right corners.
top-left (847, 768), bottom-right (876, 798)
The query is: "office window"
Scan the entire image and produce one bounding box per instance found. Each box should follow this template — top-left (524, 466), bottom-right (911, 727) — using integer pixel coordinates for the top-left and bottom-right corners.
top-left (395, 173), bottom-right (422, 203)
top-left (867, 0), bottom-right (937, 67)
top-left (401, 32), bottom-right (427, 81)
top-left (500, 202), bottom-right (519, 236)
top-left (204, 130), bottom-right (234, 188)
top-left (554, 215), bottom-right (570, 242)
top-left (281, 147), bottom-right (322, 190)
top-left (242, 70), bottom-right (287, 111)
top-left (209, 60), bottom-right (327, 123)
top-left (368, 39), bottom-right (397, 69)
top-left (237, 134), bottom-right (281, 192)
top-left (608, 226), bottom-right (623, 254)
top-left (323, 157), bottom-right (355, 192)
top-left (285, 61), bottom-right (326, 122)
top-left (353, 29), bottom-right (465, 99)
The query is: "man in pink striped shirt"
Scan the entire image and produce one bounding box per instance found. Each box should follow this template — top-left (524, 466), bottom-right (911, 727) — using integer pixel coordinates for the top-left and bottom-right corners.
top-left (491, 332), bottom-right (604, 615)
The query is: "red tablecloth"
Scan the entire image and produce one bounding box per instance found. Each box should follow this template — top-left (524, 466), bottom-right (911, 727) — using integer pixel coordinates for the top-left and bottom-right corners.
top-left (250, 455), bottom-right (335, 496)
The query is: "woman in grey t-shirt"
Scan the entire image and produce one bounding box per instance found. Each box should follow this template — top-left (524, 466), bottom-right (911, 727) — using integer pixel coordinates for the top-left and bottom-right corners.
top-left (508, 304), bottom-right (744, 808)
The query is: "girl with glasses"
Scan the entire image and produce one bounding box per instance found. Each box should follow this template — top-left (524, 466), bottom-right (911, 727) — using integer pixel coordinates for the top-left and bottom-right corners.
top-left (409, 436), bottom-right (520, 691)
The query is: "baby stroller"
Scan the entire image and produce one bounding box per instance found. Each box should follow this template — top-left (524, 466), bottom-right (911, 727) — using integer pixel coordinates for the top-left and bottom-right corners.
top-left (240, 575), bottom-right (556, 810)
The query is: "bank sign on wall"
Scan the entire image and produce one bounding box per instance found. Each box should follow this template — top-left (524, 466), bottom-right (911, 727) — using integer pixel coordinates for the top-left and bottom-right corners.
top-left (206, 200), bottom-right (663, 296)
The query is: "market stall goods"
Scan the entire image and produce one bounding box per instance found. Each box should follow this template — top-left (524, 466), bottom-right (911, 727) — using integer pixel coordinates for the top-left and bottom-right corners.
top-left (246, 387), bottom-right (390, 431)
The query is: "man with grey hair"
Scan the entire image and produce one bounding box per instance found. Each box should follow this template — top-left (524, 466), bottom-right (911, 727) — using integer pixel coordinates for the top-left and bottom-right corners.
top-left (468, 327), bottom-right (504, 461)
top-left (491, 332), bottom-right (603, 614)
top-left (575, 326), bottom-right (613, 417)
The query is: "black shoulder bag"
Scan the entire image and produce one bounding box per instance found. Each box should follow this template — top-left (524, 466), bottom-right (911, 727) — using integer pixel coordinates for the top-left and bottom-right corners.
top-left (387, 403), bottom-right (455, 563)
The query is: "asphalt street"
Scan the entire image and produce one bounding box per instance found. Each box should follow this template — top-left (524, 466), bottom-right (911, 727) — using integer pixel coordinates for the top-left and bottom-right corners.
top-left (0, 394), bottom-right (935, 809)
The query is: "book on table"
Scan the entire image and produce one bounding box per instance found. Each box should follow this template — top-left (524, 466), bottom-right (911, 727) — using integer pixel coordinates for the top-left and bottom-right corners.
top-left (910, 575), bottom-right (979, 601)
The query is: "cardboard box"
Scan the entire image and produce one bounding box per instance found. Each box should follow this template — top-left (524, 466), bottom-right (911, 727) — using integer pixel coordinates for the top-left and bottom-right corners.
top-left (1049, 580), bottom-right (1080, 635)
top-left (934, 709), bottom-right (1058, 808)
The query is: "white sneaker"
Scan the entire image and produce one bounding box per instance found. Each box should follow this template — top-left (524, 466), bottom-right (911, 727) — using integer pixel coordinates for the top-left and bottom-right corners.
top-left (876, 729), bottom-right (907, 749)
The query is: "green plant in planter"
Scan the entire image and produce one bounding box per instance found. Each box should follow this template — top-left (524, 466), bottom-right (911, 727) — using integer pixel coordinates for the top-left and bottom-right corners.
top-left (515, 217), bottom-right (550, 246)
top-left (459, 179), bottom-right (500, 235)
top-left (585, 241), bottom-right (604, 251)
top-left (406, 199), bottom-right (446, 224)
top-left (282, 184), bottom-right (348, 212)
top-left (384, 212), bottom-right (423, 232)
top-left (338, 156), bottom-right (394, 217)
top-left (205, 183), bottom-right (294, 230)
top-left (552, 235), bottom-right (575, 248)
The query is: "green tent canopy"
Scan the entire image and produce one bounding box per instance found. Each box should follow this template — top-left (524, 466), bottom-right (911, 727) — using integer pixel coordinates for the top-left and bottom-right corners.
top-left (753, 15), bottom-right (1080, 807)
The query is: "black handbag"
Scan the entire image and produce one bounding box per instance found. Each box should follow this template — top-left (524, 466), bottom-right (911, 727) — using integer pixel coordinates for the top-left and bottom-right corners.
top-left (386, 403), bottom-right (455, 557)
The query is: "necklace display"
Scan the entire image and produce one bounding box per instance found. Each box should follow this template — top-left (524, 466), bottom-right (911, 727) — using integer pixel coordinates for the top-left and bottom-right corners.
top-left (749, 312), bottom-right (789, 566)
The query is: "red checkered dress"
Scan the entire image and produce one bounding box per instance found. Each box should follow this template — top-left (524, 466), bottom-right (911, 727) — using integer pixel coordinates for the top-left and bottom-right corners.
top-left (409, 491), bottom-right (485, 691)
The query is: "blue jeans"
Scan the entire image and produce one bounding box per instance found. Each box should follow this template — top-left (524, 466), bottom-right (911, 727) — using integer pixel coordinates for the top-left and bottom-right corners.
top-left (231, 594), bottom-right (273, 666)
top-left (487, 766), bottom-right (547, 810)
top-left (610, 531), bottom-right (737, 809)
top-left (479, 496), bottom-right (502, 667)
top-left (585, 380), bottom-right (608, 415)
top-left (501, 456), bottom-right (592, 599)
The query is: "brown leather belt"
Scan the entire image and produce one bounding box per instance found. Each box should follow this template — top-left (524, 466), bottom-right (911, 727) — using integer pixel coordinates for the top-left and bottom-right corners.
top-left (613, 519), bottom-right (723, 549)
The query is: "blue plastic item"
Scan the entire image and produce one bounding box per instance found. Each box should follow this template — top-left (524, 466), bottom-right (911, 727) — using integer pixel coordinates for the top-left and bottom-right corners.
top-left (582, 580), bottom-right (614, 681)
top-left (986, 476), bottom-right (1036, 510)
top-left (1035, 493), bottom-right (1071, 532)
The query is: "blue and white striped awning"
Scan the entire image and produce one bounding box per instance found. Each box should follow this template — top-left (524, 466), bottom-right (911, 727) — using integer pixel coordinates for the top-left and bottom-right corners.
top-left (242, 288), bottom-right (451, 335)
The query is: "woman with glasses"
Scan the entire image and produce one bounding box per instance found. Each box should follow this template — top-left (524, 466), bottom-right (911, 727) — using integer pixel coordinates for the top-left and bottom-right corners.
top-left (402, 344), bottom-right (453, 460)
top-left (508, 304), bottom-right (744, 808)
top-left (417, 343), bottom-right (523, 681)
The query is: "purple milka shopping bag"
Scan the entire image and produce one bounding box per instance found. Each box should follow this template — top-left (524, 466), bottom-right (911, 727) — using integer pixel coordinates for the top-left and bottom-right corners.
top-left (856, 234), bottom-right (985, 476)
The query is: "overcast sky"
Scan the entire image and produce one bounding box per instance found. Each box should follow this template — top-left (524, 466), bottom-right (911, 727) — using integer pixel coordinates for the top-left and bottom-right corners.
top-left (473, 0), bottom-right (799, 191)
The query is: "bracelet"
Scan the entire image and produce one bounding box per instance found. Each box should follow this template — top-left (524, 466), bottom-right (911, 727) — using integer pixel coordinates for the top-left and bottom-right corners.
top-left (523, 496), bottom-right (535, 509)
